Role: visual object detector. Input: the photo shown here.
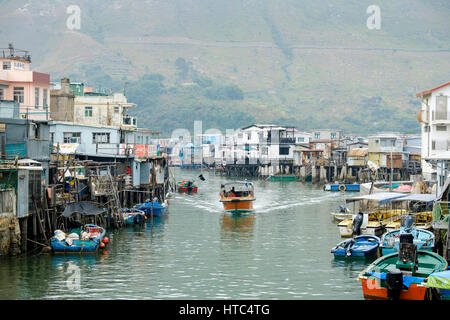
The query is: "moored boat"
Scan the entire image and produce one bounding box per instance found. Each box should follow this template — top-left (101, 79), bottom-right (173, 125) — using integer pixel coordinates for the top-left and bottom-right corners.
top-left (380, 214), bottom-right (435, 255)
top-left (338, 192), bottom-right (406, 237)
top-left (331, 235), bottom-right (380, 258)
top-left (385, 193), bottom-right (435, 233)
top-left (324, 183), bottom-right (360, 192)
top-left (330, 205), bottom-right (352, 223)
top-left (220, 181), bottom-right (255, 214)
top-left (358, 236), bottom-right (447, 300)
top-left (123, 208), bottom-right (146, 226)
top-left (50, 224), bottom-right (107, 254)
top-left (135, 198), bottom-right (168, 217)
top-left (267, 175), bottom-right (298, 181)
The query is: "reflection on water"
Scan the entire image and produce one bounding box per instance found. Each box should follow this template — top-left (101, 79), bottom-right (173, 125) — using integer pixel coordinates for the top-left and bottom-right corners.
top-left (0, 169), bottom-right (371, 299)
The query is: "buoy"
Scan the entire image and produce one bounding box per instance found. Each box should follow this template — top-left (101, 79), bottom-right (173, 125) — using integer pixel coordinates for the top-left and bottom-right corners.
top-left (338, 184), bottom-right (346, 192)
top-left (100, 242), bottom-right (105, 248)
top-left (102, 237), bottom-right (109, 244)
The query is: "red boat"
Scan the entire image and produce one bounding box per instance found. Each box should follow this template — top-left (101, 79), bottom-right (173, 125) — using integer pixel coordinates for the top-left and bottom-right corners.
top-left (177, 180), bottom-right (198, 193)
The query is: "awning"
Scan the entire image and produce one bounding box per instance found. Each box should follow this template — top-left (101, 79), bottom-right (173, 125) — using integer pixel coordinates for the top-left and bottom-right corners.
top-left (391, 193), bottom-right (437, 204)
top-left (62, 201), bottom-right (104, 218)
top-left (346, 192), bottom-right (407, 205)
top-left (426, 270), bottom-right (450, 289)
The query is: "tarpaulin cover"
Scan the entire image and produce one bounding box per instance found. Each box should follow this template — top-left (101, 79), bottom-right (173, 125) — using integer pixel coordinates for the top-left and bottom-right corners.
top-left (346, 192), bottom-right (407, 205)
top-left (391, 193), bottom-right (437, 204)
top-left (62, 201), bottom-right (104, 218)
top-left (367, 272), bottom-right (424, 288)
top-left (426, 270), bottom-right (450, 289)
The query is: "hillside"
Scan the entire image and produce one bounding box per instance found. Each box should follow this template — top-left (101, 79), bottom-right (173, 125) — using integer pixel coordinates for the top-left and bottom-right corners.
top-left (1, 0), bottom-right (449, 135)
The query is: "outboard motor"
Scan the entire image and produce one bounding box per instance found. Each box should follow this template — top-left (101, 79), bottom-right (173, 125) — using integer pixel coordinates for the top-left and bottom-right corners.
top-left (401, 214), bottom-right (415, 232)
top-left (386, 268), bottom-right (403, 300)
top-left (397, 233), bottom-right (418, 274)
top-left (352, 212), bottom-right (364, 236)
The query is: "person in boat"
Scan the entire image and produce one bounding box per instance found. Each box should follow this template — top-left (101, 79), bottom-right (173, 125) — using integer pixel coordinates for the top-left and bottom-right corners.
top-left (228, 187), bottom-right (236, 197)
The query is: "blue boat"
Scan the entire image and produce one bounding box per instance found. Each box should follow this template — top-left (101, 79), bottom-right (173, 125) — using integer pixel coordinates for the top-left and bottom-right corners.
top-left (135, 198), bottom-right (168, 217)
top-left (331, 235), bottom-right (380, 257)
top-left (123, 208), bottom-right (146, 226)
top-left (50, 224), bottom-right (106, 254)
top-left (380, 214), bottom-right (435, 255)
top-left (324, 184), bottom-right (360, 192)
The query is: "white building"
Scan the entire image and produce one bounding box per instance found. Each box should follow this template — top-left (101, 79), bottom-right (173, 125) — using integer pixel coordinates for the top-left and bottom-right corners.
top-left (417, 81), bottom-right (450, 180)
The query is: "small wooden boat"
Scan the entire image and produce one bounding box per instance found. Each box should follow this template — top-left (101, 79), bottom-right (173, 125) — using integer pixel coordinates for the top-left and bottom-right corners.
top-left (50, 224), bottom-right (106, 254)
top-left (123, 208), bottom-right (146, 226)
top-left (380, 214), bottom-right (435, 255)
top-left (324, 183), bottom-right (360, 192)
top-left (220, 181), bottom-right (255, 214)
top-left (331, 235), bottom-right (380, 258)
top-left (177, 180), bottom-right (198, 193)
top-left (135, 198), bottom-right (168, 217)
top-left (330, 205), bottom-right (352, 223)
top-left (358, 237), bottom-right (447, 300)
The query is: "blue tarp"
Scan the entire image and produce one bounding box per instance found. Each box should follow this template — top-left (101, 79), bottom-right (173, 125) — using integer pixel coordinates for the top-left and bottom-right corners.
top-left (367, 272), bottom-right (424, 288)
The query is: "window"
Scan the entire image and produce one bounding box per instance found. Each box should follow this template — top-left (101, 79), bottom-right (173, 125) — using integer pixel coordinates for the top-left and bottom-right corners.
top-left (314, 133), bottom-right (320, 139)
top-left (43, 89), bottom-right (48, 109)
top-left (381, 139), bottom-right (396, 148)
top-left (436, 96), bottom-right (448, 120)
top-left (297, 137), bottom-right (304, 142)
top-left (279, 147), bottom-right (290, 155)
top-left (114, 106), bottom-right (119, 113)
top-left (85, 106), bottom-right (93, 117)
top-left (63, 132), bottom-right (81, 143)
top-left (146, 136), bottom-right (149, 144)
top-left (0, 88), bottom-right (3, 100)
top-left (13, 87), bottom-right (24, 103)
top-left (331, 132), bottom-right (336, 139)
top-left (437, 125), bottom-right (447, 132)
top-left (92, 132), bottom-right (110, 144)
top-left (14, 62), bottom-right (25, 70)
top-left (2, 61), bottom-right (11, 70)
top-left (425, 126), bottom-right (430, 132)
top-left (35, 88), bottom-right (40, 108)
top-left (432, 140), bottom-right (436, 150)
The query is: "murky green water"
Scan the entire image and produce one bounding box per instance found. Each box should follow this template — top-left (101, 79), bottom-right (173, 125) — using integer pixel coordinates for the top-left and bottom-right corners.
top-left (0, 169), bottom-right (376, 300)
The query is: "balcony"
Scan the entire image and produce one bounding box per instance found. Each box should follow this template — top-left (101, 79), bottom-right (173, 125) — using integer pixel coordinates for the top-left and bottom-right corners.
top-left (122, 116), bottom-right (137, 129)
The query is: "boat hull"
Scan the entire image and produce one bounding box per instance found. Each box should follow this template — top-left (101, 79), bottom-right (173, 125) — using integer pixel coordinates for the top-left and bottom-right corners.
top-left (324, 184), bottom-right (360, 192)
top-left (135, 202), bottom-right (167, 217)
top-left (178, 186), bottom-right (198, 193)
top-left (221, 198), bottom-right (255, 213)
top-left (360, 278), bottom-right (427, 300)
